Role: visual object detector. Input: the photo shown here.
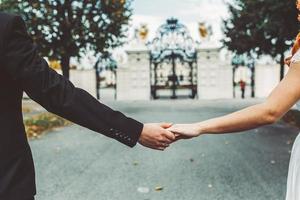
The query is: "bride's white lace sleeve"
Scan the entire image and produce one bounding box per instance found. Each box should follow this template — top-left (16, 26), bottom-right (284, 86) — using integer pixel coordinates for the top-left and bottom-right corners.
top-left (291, 49), bottom-right (300, 64)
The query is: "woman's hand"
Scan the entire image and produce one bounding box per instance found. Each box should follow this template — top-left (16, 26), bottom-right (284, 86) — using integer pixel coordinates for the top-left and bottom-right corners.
top-left (168, 123), bottom-right (201, 140)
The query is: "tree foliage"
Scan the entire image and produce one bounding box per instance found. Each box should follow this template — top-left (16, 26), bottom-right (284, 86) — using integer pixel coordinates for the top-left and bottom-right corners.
top-left (0, 0), bottom-right (132, 78)
top-left (223, 0), bottom-right (299, 79)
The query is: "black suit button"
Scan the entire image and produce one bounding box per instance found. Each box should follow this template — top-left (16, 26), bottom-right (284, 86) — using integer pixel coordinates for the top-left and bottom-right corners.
top-left (109, 128), bottom-right (117, 135)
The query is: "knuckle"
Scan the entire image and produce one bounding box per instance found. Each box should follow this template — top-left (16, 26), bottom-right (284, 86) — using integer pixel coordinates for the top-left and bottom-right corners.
top-left (169, 134), bottom-right (176, 140)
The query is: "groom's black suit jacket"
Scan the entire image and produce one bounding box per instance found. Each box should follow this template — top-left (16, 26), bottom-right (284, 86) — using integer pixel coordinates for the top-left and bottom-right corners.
top-left (0, 12), bottom-right (143, 199)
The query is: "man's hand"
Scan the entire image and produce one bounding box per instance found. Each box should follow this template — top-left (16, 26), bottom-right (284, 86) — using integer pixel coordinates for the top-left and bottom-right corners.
top-left (168, 123), bottom-right (201, 141)
top-left (138, 123), bottom-right (175, 151)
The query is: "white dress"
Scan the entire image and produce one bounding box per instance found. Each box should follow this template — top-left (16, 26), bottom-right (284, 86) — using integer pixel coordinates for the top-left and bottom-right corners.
top-left (285, 50), bottom-right (300, 200)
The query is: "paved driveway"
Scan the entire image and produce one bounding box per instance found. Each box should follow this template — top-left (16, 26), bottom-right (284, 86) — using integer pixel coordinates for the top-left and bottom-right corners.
top-left (29, 99), bottom-right (299, 200)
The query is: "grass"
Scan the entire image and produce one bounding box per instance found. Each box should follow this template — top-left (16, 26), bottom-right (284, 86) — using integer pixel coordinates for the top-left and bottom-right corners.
top-left (22, 107), bottom-right (32, 113)
top-left (24, 113), bottom-right (71, 139)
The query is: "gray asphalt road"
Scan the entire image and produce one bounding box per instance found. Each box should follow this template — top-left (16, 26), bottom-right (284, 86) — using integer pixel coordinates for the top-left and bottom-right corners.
top-left (29, 99), bottom-right (299, 200)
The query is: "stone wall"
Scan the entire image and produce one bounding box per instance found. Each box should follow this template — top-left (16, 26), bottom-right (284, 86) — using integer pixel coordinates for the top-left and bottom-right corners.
top-left (69, 69), bottom-right (97, 98)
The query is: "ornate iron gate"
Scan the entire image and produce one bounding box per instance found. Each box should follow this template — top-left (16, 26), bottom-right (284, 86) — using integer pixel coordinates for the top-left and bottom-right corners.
top-left (148, 18), bottom-right (198, 99)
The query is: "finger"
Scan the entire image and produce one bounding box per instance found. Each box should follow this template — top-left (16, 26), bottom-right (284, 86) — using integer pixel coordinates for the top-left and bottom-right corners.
top-left (160, 137), bottom-right (173, 144)
top-left (160, 143), bottom-right (169, 148)
top-left (139, 139), bottom-right (169, 150)
top-left (139, 142), bottom-right (159, 150)
top-left (167, 125), bottom-right (179, 133)
top-left (156, 140), bottom-right (169, 148)
top-left (163, 136), bottom-right (179, 143)
top-left (173, 134), bottom-right (182, 140)
top-left (143, 144), bottom-right (166, 151)
top-left (174, 137), bottom-right (182, 142)
top-left (174, 133), bottom-right (181, 137)
top-left (168, 128), bottom-right (181, 135)
top-left (159, 122), bottom-right (173, 129)
top-left (157, 146), bottom-right (166, 151)
top-left (172, 134), bottom-right (192, 142)
top-left (169, 127), bottom-right (190, 137)
top-left (176, 135), bottom-right (193, 141)
top-left (169, 131), bottom-right (179, 135)
top-left (162, 130), bottom-right (176, 140)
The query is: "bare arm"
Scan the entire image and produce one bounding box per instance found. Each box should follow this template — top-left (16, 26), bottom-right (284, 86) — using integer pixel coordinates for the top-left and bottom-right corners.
top-left (170, 62), bottom-right (300, 137)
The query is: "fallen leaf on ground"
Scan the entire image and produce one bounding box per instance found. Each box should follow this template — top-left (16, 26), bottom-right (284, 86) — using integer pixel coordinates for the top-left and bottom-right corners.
top-left (133, 161), bottom-right (139, 166)
top-left (155, 186), bottom-right (163, 191)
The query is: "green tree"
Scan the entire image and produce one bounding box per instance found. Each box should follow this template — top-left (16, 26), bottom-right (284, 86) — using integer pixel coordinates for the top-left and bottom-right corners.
top-left (223, 0), bottom-right (299, 80)
top-left (0, 0), bottom-right (20, 12)
top-left (0, 0), bottom-right (132, 79)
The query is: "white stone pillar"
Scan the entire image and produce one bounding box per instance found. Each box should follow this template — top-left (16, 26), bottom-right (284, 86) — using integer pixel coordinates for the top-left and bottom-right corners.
top-left (197, 48), bottom-right (233, 99)
top-left (116, 50), bottom-right (151, 100)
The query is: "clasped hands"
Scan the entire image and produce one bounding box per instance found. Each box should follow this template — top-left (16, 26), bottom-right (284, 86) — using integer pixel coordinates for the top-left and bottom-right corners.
top-left (138, 123), bottom-right (201, 150)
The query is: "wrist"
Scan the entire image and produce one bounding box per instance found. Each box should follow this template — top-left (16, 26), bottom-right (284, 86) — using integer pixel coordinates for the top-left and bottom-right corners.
top-left (195, 123), bottom-right (205, 136)
top-left (138, 124), bottom-right (146, 142)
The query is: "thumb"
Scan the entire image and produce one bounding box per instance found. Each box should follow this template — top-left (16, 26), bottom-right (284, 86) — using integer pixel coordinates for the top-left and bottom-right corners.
top-left (174, 133), bottom-right (181, 137)
top-left (168, 125), bottom-right (180, 133)
top-left (159, 122), bottom-right (173, 129)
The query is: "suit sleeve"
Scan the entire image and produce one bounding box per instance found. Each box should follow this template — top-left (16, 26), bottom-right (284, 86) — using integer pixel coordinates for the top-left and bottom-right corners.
top-left (1, 15), bottom-right (143, 147)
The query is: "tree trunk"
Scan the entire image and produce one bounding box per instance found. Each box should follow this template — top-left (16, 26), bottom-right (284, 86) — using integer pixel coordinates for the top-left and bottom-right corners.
top-left (232, 66), bottom-right (237, 98)
top-left (94, 58), bottom-right (101, 100)
top-left (280, 53), bottom-right (285, 81)
top-left (61, 55), bottom-right (70, 79)
top-left (250, 65), bottom-right (255, 98)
